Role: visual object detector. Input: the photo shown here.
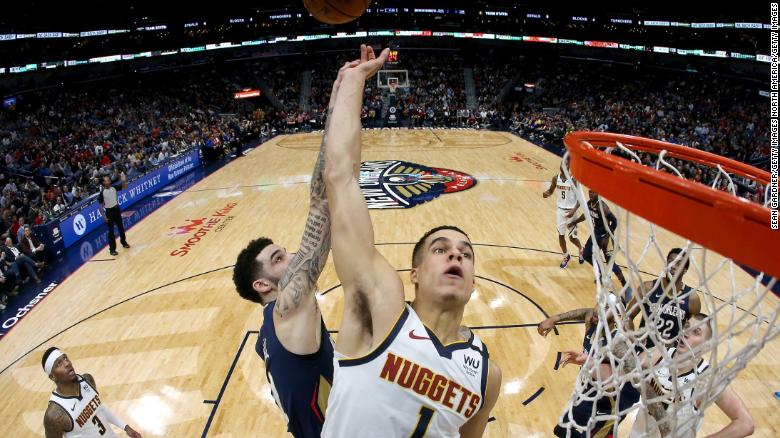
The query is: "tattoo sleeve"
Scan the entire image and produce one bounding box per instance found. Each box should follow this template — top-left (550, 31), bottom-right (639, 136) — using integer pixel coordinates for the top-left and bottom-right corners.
top-left (611, 336), bottom-right (672, 436)
top-left (44, 403), bottom-right (72, 437)
top-left (556, 308), bottom-right (591, 322)
top-left (274, 90), bottom-right (337, 317)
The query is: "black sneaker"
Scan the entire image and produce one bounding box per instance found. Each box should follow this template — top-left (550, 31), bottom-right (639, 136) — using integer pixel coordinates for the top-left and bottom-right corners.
top-left (121, 243), bottom-right (130, 249)
top-left (110, 250), bottom-right (119, 256)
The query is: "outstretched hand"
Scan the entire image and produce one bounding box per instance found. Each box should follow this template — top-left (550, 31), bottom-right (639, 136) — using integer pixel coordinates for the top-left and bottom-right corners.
top-left (560, 350), bottom-right (588, 368)
top-left (344, 44), bottom-right (389, 81)
top-left (537, 317), bottom-right (556, 337)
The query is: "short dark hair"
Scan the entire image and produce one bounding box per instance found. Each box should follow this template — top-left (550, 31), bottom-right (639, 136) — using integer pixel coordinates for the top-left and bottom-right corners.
top-left (233, 237), bottom-right (273, 304)
top-left (667, 247), bottom-right (690, 270)
top-left (42, 346), bottom-right (59, 371)
top-left (412, 225), bottom-right (471, 268)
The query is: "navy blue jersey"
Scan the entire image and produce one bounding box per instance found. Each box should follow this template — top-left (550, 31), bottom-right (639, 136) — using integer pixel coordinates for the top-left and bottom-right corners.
top-left (588, 199), bottom-right (614, 239)
top-left (557, 325), bottom-right (639, 438)
top-left (257, 301), bottom-right (334, 438)
top-left (640, 281), bottom-right (692, 348)
top-left (582, 322), bottom-right (597, 354)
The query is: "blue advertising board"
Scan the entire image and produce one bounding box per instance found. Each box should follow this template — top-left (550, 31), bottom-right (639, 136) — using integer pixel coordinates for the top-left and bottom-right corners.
top-left (59, 149), bottom-right (200, 248)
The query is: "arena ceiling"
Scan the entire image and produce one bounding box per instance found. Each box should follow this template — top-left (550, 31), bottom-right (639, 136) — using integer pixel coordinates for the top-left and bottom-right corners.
top-left (3, 1), bottom-right (767, 31)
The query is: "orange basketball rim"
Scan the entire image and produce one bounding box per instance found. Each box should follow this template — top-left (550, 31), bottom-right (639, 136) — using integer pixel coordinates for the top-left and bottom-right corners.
top-left (564, 131), bottom-right (779, 278)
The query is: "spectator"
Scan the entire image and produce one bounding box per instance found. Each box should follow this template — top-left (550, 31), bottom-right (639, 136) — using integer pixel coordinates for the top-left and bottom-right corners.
top-left (1, 236), bottom-right (41, 283)
top-left (15, 216), bottom-right (26, 244)
top-left (19, 225), bottom-right (46, 266)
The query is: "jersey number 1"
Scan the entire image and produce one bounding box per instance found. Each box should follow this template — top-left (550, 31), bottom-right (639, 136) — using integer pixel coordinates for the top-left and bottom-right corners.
top-left (410, 405), bottom-right (435, 438)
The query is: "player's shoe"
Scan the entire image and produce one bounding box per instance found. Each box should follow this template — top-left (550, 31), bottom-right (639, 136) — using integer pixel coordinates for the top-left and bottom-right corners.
top-left (560, 254), bottom-right (571, 269)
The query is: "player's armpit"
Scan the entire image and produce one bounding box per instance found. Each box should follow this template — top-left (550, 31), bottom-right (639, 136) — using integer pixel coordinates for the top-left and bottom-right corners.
top-left (460, 361), bottom-right (502, 438)
top-left (44, 403), bottom-right (72, 438)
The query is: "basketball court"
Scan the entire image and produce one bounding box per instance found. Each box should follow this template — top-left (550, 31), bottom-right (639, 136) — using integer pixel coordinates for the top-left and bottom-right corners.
top-left (0, 129), bottom-right (776, 436)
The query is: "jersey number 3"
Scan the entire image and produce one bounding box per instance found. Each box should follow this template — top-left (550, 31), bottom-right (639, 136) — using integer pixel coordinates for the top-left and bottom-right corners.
top-left (410, 405), bottom-right (435, 438)
top-left (92, 416), bottom-right (106, 435)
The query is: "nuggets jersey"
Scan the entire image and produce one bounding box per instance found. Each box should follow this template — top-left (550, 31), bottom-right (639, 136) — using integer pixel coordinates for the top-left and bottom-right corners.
top-left (556, 174), bottom-right (578, 210)
top-left (258, 300), bottom-right (334, 438)
top-left (640, 282), bottom-right (692, 348)
top-left (321, 304), bottom-right (489, 438)
top-left (631, 347), bottom-right (710, 437)
top-left (48, 375), bottom-right (118, 438)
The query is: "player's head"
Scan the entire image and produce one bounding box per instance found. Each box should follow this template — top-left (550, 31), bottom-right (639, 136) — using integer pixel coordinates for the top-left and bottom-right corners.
top-left (588, 190), bottom-right (599, 202)
top-left (665, 247), bottom-right (690, 281)
top-left (233, 237), bottom-right (292, 305)
top-left (410, 226), bottom-right (475, 309)
top-left (101, 175), bottom-right (111, 188)
top-left (42, 347), bottom-right (76, 384)
top-left (678, 313), bottom-right (714, 351)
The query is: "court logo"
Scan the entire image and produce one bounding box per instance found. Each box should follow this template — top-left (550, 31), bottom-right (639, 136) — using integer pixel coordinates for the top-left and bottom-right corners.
top-left (169, 203), bottom-right (238, 257)
top-left (73, 214), bottom-right (87, 236)
top-left (359, 160), bottom-right (477, 209)
top-left (509, 152), bottom-right (547, 170)
top-left (168, 218), bottom-right (208, 236)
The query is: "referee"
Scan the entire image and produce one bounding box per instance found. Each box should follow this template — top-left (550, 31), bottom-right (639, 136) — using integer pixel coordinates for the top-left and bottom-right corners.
top-left (98, 172), bottom-right (130, 256)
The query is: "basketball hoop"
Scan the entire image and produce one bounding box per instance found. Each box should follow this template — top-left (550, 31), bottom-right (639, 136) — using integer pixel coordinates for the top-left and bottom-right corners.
top-left (564, 131), bottom-right (777, 277)
top-left (556, 131), bottom-right (779, 438)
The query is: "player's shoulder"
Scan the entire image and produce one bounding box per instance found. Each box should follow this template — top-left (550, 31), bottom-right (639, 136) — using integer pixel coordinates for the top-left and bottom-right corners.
top-left (81, 373), bottom-right (96, 388)
top-left (44, 401), bottom-right (71, 429)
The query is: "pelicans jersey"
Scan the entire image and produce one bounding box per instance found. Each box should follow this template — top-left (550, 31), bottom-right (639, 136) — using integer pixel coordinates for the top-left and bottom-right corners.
top-left (640, 282), bottom-right (693, 349)
top-left (258, 300), bottom-right (334, 438)
top-left (588, 199), bottom-right (612, 239)
top-left (630, 347), bottom-right (710, 438)
top-left (48, 375), bottom-right (118, 438)
top-left (556, 174), bottom-right (578, 210)
top-left (322, 304), bottom-right (490, 438)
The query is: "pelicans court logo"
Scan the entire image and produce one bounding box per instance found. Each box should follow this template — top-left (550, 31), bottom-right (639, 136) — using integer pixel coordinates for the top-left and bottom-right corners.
top-left (359, 161), bottom-right (477, 209)
top-left (169, 203), bottom-right (238, 257)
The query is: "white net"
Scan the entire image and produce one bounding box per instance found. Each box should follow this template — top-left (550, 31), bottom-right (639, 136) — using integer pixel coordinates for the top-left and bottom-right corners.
top-left (555, 143), bottom-right (779, 438)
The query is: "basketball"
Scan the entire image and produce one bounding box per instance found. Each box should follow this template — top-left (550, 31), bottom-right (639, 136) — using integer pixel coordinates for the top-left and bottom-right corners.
top-left (304, 0), bottom-right (371, 25)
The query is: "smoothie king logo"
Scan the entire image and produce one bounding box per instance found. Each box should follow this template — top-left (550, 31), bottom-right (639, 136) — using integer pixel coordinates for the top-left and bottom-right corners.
top-left (169, 203), bottom-right (238, 257)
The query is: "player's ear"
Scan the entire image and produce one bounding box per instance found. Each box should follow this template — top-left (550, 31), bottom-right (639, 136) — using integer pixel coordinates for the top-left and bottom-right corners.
top-left (253, 278), bottom-right (273, 295)
top-left (409, 268), bottom-right (418, 286)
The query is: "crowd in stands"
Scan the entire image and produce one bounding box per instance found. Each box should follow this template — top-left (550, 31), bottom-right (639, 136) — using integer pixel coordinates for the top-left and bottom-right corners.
top-left (0, 51), bottom-right (768, 309)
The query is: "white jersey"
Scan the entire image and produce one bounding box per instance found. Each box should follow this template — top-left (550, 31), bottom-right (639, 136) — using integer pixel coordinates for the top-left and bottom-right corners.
top-left (48, 375), bottom-right (118, 438)
top-left (556, 174), bottom-right (578, 210)
top-left (630, 347), bottom-right (710, 438)
top-left (322, 304), bottom-right (489, 438)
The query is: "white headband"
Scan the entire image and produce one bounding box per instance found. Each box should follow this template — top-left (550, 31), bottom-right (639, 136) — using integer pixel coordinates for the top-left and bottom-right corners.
top-left (44, 349), bottom-right (65, 376)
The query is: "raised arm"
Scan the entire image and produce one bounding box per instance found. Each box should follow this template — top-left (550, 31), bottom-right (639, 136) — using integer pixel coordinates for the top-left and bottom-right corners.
top-left (274, 61), bottom-right (357, 318)
top-left (324, 45), bottom-right (405, 357)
